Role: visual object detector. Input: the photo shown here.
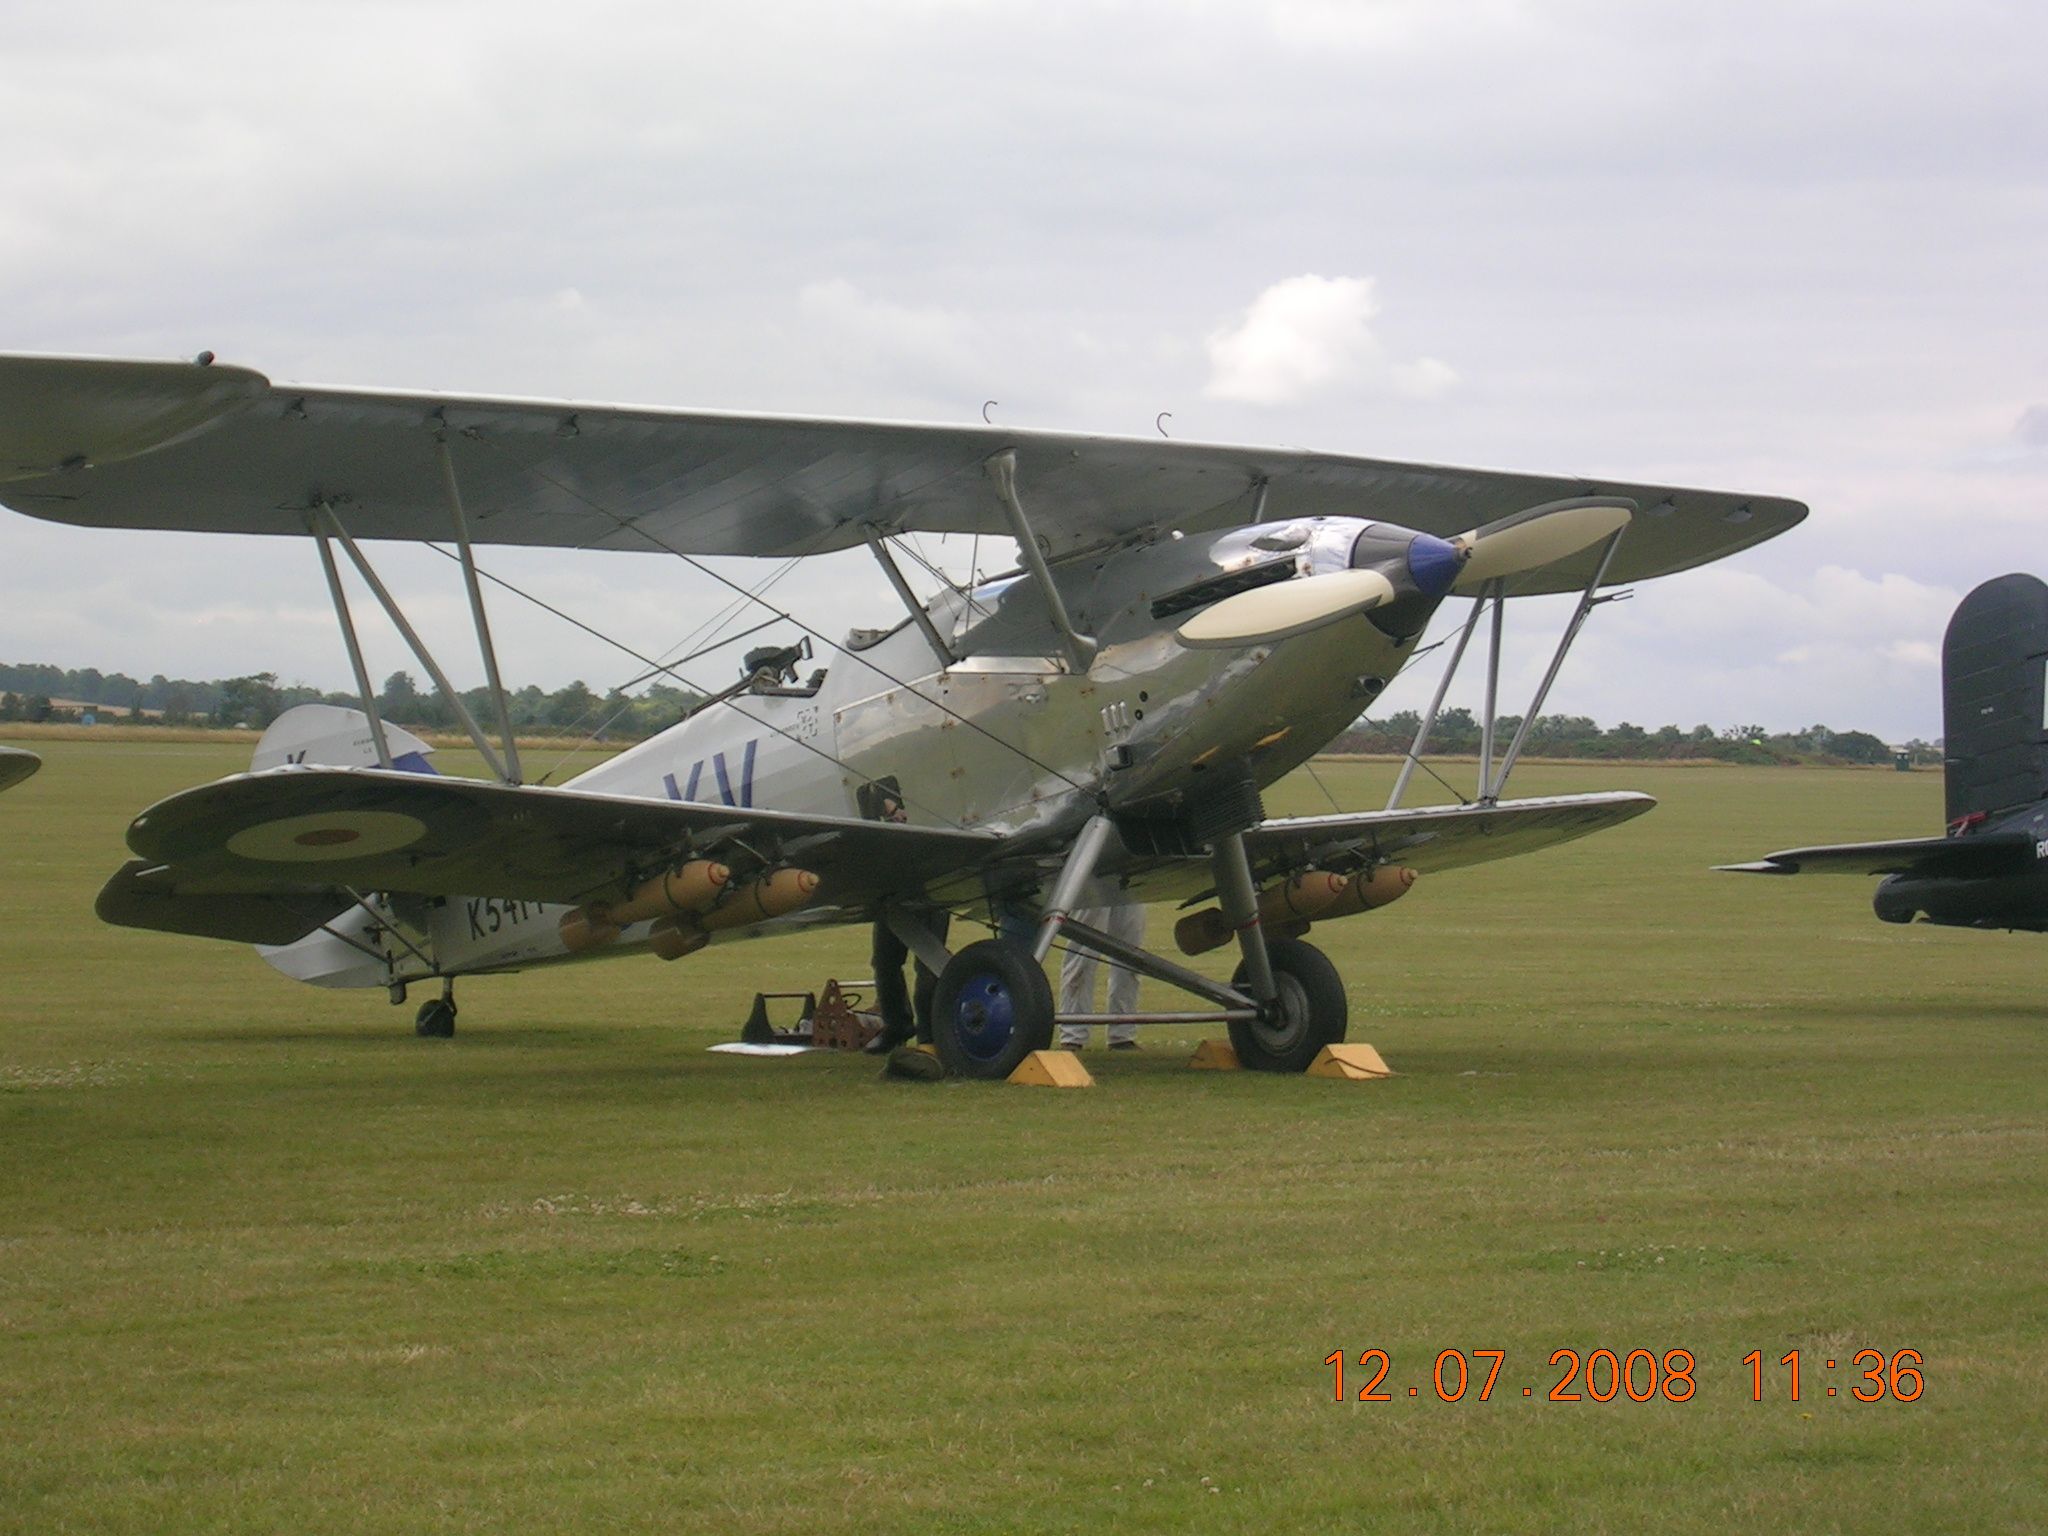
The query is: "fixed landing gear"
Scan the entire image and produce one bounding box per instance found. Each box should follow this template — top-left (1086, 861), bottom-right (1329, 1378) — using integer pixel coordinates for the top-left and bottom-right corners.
top-left (1229, 936), bottom-right (1346, 1073)
top-left (922, 811), bottom-right (1349, 1078)
top-left (930, 938), bottom-right (1054, 1079)
top-left (414, 981), bottom-right (457, 1038)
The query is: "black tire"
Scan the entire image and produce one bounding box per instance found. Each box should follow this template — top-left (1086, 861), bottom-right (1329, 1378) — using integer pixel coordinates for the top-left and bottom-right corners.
top-left (930, 939), bottom-right (1055, 1080)
top-left (414, 999), bottom-right (456, 1038)
top-left (1228, 936), bottom-right (1346, 1072)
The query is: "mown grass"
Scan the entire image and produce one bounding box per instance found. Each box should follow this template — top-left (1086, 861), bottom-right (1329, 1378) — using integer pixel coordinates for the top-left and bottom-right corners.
top-left (1, 740), bottom-right (2043, 1533)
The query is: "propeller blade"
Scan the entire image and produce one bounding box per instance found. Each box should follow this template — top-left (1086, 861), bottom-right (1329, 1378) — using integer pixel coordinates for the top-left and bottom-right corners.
top-left (1450, 496), bottom-right (1634, 593)
top-left (1177, 568), bottom-right (1396, 649)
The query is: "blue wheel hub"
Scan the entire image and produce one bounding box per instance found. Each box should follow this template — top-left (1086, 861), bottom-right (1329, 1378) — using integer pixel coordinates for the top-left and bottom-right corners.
top-left (951, 971), bottom-right (1016, 1062)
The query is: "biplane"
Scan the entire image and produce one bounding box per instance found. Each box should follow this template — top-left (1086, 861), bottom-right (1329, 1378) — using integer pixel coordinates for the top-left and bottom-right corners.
top-left (0, 353), bottom-right (1804, 1075)
top-left (1723, 573), bottom-right (2048, 930)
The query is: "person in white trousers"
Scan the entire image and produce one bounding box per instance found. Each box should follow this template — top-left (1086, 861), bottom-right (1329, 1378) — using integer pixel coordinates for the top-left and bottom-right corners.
top-left (1058, 898), bottom-right (1146, 1050)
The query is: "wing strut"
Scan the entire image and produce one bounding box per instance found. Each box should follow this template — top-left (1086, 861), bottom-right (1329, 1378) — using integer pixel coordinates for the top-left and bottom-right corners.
top-left (439, 437), bottom-right (522, 784)
top-left (985, 450), bottom-right (1097, 674)
top-left (1386, 526), bottom-right (1629, 810)
top-left (862, 524), bottom-right (956, 668)
top-left (1386, 595), bottom-right (1486, 811)
top-left (314, 501), bottom-right (515, 784)
top-left (1476, 579), bottom-right (1507, 801)
top-left (1485, 528), bottom-right (1627, 799)
top-left (309, 510), bottom-right (396, 770)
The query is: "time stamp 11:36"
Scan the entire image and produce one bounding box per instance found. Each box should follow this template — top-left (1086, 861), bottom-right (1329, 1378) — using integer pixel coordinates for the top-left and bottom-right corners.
top-left (1324, 1349), bottom-right (1925, 1404)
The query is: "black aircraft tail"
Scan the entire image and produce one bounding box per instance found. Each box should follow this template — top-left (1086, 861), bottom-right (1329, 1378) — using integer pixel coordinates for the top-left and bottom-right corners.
top-left (1943, 573), bottom-right (2048, 827)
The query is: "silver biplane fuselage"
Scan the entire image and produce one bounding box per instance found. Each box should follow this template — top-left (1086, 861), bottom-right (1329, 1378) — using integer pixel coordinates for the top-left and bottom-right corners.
top-left (269, 516), bottom-right (1429, 988)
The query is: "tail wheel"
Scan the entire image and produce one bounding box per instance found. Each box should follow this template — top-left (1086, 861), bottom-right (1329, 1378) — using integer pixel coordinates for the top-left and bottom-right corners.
top-left (1228, 936), bottom-right (1346, 1072)
top-left (930, 939), bottom-right (1055, 1080)
top-left (414, 998), bottom-right (456, 1038)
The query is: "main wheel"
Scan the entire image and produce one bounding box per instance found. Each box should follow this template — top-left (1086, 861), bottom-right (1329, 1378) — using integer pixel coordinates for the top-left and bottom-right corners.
top-left (414, 998), bottom-right (456, 1038)
top-left (1228, 936), bottom-right (1346, 1072)
top-left (930, 938), bottom-right (1055, 1080)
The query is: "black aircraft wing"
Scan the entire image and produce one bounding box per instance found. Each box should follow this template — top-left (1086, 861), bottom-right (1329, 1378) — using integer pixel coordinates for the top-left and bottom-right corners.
top-left (0, 745), bottom-right (40, 794)
top-left (1716, 832), bottom-right (2038, 879)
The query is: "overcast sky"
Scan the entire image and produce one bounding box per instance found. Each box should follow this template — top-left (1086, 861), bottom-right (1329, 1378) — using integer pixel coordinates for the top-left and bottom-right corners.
top-left (3, 0), bottom-right (2044, 740)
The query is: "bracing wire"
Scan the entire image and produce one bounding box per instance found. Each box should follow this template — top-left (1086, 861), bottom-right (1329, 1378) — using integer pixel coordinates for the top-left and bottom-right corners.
top-left (533, 549), bottom-right (814, 781)
top-left (463, 429), bottom-right (1094, 798)
top-left (417, 539), bottom-right (975, 828)
top-left (418, 534), bottom-right (814, 782)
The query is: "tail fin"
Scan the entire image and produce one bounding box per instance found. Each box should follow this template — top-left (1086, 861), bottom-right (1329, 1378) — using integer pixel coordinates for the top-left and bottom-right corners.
top-left (251, 704), bottom-right (438, 775)
top-left (1942, 573), bottom-right (2048, 826)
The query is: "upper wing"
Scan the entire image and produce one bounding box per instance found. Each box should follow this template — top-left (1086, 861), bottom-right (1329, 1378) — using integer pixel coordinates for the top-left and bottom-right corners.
top-left (97, 765), bottom-right (999, 943)
top-left (1715, 833), bottom-right (2037, 879)
top-left (0, 353), bottom-right (1805, 594)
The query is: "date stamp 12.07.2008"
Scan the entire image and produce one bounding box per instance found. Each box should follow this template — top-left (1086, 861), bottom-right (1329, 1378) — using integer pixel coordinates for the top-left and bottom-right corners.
top-left (1325, 1348), bottom-right (1925, 1404)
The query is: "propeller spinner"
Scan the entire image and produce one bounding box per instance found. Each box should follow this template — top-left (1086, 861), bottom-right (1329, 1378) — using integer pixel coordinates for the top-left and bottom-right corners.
top-left (1177, 496), bottom-right (1634, 649)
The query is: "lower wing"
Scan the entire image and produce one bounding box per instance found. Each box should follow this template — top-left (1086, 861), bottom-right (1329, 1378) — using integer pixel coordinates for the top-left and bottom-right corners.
top-left (1099, 791), bottom-right (1656, 911)
top-left (1242, 791), bottom-right (1656, 878)
top-left (97, 766), bottom-right (999, 943)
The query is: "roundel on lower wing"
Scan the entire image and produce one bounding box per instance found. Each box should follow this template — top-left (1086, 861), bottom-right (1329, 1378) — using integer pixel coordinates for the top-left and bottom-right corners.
top-left (224, 809), bottom-right (430, 863)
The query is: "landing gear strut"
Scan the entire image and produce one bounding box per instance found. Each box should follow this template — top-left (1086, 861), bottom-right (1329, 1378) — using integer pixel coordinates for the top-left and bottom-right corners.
top-left (922, 807), bottom-right (1351, 1077)
top-left (414, 980), bottom-right (456, 1038)
top-left (1208, 826), bottom-right (1348, 1071)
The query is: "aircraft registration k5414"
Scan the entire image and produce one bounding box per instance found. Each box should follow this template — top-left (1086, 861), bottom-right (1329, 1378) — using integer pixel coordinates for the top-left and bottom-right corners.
top-left (0, 353), bottom-right (1805, 1075)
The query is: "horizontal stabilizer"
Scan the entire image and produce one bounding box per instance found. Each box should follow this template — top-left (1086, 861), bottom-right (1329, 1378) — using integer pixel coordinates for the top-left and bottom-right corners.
top-left (1716, 832), bottom-right (2037, 879)
top-left (96, 859), bottom-right (350, 944)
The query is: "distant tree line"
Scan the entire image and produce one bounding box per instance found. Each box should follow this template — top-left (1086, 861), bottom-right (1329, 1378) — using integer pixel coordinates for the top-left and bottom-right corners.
top-left (1331, 710), bottom-right (1938, 767)
top-left (0, 660), bottom-right (702, 742)
top-left (1, 658), bottom-right (1937, 763)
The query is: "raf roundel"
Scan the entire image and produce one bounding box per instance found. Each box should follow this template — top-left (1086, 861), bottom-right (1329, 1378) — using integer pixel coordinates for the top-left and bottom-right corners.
top-left (224, 810), bottom-right (430, 864)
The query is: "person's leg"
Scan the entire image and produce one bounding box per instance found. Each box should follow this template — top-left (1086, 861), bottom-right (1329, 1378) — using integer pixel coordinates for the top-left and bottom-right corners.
top-left (867, 921), bottom-right (914, 1051)
top-left (1105, 901), bottom-right (1145, 1046)
top-left (909, 913), bottom-right (950, 1045)
top-left (1057, 905), bottom-right (1102, 1047)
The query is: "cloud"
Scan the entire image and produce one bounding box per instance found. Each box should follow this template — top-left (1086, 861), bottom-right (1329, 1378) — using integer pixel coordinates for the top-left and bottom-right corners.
top-left (794, 278), bottom-right (985, 407)
top-left (1203, 275), bottom-right (1456, 406)
top-left (1264, 0), bottom-right (1537, 54)
top-left (0, 0), bottom-right (2042, 732)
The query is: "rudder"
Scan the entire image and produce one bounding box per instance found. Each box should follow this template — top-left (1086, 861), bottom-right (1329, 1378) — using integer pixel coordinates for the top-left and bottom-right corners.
top-left (1942, 573), bottom-right (2048, 826)
top-left (251, 704), bottom-right (438, 775)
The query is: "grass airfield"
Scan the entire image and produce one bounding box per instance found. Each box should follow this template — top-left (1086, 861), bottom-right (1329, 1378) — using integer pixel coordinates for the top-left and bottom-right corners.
top-left (2, 739), bottom-right (2044, 1534)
